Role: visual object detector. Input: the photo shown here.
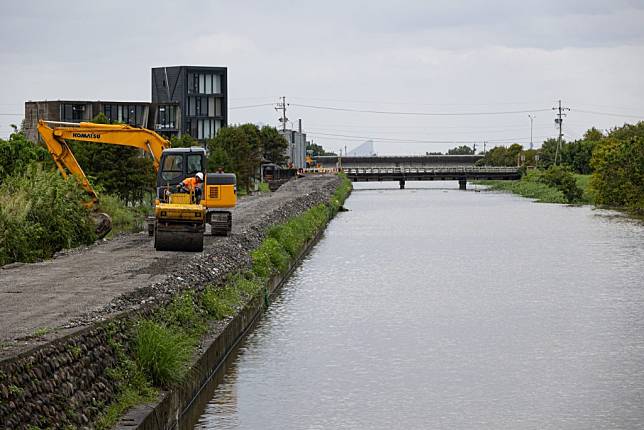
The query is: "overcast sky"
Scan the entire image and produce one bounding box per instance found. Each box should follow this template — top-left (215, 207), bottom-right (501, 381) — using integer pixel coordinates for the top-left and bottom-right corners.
top-left (2, 0), bottom-right (644, 154)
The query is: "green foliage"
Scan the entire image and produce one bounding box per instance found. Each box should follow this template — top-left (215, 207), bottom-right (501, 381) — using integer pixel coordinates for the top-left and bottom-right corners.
top-left (170, 134), bottom-right (198, 148)
top-left (0, 131), bottom-right (48, 183)
top-left (481, 167), bottom-right (583, 204)
top-left (260, 125), bottom-right (289, 165)
top-left (538, 165), bottom-right (584, 203)
top-left (202, 285), bottom-right (240, 319)
top-left (69, 114), bottom-right (156, 204)
top-left (207, 125), bottom-right (261, 192)
top-left (161, 290), bottom-right (206, 336)
top-left (447, 145), bottom-right (475, 155)
top-left (476, 143), bottom-right (523, 166)
top-left (134, 320), bottom-right (193, 388)
top-left (0, 167), bottom-right (95, 265)
top-left (258, 182), bottom-right (270, 193)
top-left (591, 127), bottom-right (644, 213)
top-left (479, 173), bottom-right (567, 203)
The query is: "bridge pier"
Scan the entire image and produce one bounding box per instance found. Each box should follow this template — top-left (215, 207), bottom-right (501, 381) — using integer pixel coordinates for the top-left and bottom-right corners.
top-left (399, 180), bottom-right (406, 189)
top-left (459, 179), bottom-right (467, 190)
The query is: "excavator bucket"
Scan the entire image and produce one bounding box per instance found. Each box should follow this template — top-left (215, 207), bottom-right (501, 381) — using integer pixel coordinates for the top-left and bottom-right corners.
top-left (92, 212), bottom-right (112, 239)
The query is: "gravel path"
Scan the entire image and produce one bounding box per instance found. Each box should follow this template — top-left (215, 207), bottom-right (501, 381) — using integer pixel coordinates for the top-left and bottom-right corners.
top-left (0, 175), bottom-right (340, 346)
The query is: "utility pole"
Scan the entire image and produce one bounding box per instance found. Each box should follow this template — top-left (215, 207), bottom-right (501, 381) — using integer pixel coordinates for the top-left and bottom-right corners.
top-left (528, 114), bottom-right (536, 150)
top-left (483, 141), bottom-right (487, 155)
top-left (552, 100), bottom-right (570, 165)
top-left (274, 96), bottom-right (288, 132)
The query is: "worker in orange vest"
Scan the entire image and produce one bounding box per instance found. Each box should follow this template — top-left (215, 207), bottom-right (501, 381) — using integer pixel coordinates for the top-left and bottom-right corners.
top-left (178, 172), bottom-right (204, 202)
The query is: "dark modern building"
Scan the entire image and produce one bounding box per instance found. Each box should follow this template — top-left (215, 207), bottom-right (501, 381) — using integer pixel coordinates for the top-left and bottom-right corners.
top-left (23, 100), bottom-right (151, 143)
top-left (151, 66), bottom-right (228, 140)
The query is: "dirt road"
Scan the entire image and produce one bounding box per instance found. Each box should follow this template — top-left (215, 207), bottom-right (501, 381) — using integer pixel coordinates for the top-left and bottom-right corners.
top-left (0, 175), bottom-right (340, 345)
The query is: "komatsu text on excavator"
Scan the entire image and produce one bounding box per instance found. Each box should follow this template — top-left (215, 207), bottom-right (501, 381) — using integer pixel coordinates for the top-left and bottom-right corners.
top-left (37, 120), bottom-right (236, 252)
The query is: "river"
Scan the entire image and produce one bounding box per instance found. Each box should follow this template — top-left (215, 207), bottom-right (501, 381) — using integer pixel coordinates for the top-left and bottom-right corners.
top-left (188, 181), bottom-right (644, 429)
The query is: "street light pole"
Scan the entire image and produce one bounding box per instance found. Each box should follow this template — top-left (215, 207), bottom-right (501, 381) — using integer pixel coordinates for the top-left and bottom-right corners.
top-left (528, 114), bottom-right (536, 150)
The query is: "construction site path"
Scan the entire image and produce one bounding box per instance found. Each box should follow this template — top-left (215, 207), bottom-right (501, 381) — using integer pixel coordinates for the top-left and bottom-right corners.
top-left (0, 175), bottom-right (339, 346)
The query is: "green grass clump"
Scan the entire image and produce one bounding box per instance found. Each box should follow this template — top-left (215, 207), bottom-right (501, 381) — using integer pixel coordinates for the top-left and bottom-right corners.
top-left (160, 290), bottom-right (207, 336)
top-left (258, 182), bottom-right (271, 193)
top-left (134, 320), bottom-right (193, 388)
top-left (202, 285), bottom-right (240, 319)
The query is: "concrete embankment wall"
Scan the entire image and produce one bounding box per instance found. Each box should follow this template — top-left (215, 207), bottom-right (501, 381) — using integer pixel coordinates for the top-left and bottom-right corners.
top-left (0, 176), bottom-right (349, 429)
top-left (0, 321), bottom-right (129, 427)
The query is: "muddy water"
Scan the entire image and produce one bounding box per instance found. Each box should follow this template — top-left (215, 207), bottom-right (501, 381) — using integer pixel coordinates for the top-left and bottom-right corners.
top-left (189, 181), bottom-right (644, 429)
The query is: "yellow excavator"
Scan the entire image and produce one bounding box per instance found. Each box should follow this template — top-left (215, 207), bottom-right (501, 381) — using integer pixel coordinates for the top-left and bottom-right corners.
top-left (37, 120), bottom-right (236, 252)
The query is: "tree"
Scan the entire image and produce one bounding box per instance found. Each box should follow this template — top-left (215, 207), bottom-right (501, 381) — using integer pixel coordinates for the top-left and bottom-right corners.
top-left (476, 144), bottom-right (522, 166)
top-left (591, 125), bottom-right (644, 212)
top-left (170, 134), bottom-right (198, 148)
top-left (207, 126), bottom-right (258, 192)
top-left (538, 138), bottom-right (557, 168)
top-left (0, 131), bottom-right (49, 184)
top-left (260, 125), bottom-right (288, 165)
top-left (447, 145), bottom-right (475, 155)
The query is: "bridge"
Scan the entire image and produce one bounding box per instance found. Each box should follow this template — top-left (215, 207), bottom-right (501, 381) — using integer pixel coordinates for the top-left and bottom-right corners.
top-left (314, 155), bottom-right (520, 189)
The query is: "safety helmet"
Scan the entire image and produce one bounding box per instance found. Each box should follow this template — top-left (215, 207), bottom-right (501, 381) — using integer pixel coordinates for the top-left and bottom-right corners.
top-left (196, 172), bottom-right (204, 181)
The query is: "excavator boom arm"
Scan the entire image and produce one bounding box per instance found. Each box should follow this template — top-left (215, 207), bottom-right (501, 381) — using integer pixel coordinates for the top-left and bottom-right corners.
top-left (37, 120), bottom-right (170, 206)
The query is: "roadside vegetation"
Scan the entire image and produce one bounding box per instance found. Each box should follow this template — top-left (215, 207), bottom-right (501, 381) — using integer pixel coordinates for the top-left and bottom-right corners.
top-left (470, 122), bottom-right (643, 214)
top-left (95, 175), bottom-right (351, 428)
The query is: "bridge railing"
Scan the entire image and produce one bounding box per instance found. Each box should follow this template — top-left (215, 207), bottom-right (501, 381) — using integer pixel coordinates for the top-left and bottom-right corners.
top-left (341, 166), bottom-right (520, 175)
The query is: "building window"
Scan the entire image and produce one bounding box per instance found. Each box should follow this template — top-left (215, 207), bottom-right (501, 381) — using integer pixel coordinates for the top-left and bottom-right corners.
top-left (188, 72), bottom-right (222, 95)
top-left (157, 105), bottom-right (176, 129)
top-left (196, 118), bottom-right (218, 140)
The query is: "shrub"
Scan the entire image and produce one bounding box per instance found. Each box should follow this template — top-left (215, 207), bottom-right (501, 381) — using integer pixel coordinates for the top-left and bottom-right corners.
top-left (0, 166), bottom-right (95, 265)
top-left (134, 320), bottom-right (193, 387)
top-left (538, 165), bottom-right (583, 203)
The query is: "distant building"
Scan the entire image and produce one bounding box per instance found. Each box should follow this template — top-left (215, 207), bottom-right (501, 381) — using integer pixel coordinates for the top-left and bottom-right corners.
top-left (151, 66), bottom-right (228, 141)
top-left (347, 140), bottom-right (376, 156)
top-left (23, 100), bottom-right (151, 143)
top-left (279, 119), bottom-right (307, 169)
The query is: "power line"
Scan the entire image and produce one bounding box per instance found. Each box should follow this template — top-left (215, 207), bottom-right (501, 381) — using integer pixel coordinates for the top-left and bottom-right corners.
top-left (291, 103), bottom-right (552, 116)
top-left (229, 103), bottom-right (274, 110)
top-left (291, 96), bottom-right (549, 107)
top-left (0, 113), bottom-right (22, 116)
top-left (572, 109), bottom-right (643, 119)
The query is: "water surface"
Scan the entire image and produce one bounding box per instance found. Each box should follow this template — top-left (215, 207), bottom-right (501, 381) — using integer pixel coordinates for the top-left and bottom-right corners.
top-left (192, 181), bottom-right (644, 429)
